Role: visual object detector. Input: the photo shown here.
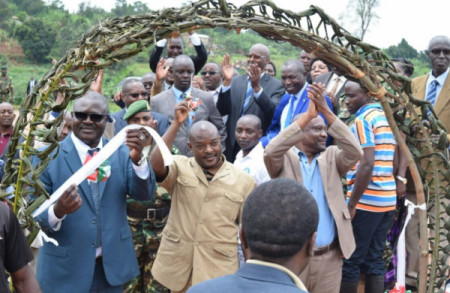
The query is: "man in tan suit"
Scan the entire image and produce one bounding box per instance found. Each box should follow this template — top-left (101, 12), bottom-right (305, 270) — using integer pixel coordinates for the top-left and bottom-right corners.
top-left (150, 101), bottom-right (256, 293)
top-left (264, 82), bottom-right (362, 293)
top-left (412, 35), bottom-right (450, 142)
top-left (411, 35), bottom-right (450, 289)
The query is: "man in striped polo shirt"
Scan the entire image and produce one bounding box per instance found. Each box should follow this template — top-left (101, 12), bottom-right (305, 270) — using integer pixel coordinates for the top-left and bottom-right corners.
top-left (340, 81), bottom-right (397, 293)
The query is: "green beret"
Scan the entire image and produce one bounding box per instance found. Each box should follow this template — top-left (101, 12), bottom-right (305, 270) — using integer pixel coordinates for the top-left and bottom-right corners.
top-left (123, 100), bottom-right (151, 121)
top-left (1, 66), bottom-right (7, 70)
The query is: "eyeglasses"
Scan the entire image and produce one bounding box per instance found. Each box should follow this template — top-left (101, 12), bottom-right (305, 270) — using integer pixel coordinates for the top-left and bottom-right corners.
top-left (429, 48), bottom-right (450, 56)
top-left (123, 91), bottom-right (149, 98)
top-left (73, 112), bottom-right (107, 123)
top-left (201, 71), bottom-right (218, 76)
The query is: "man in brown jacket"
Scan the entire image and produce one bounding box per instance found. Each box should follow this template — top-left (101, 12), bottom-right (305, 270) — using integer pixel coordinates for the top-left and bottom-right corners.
top-left (150, 101), bottom-right (256, 293)
top-left (264, 83), bottom-right (362, 293)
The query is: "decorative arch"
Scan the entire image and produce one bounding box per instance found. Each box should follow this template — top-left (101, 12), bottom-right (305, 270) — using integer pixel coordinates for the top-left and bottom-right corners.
top-left (2, 0), bottom-right (448, 291)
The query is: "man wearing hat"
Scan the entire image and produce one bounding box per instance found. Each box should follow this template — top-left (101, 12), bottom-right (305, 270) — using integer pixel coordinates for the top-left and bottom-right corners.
top-left (0, 66), bottom-right (14, 103)
top-left (123, 100), bottom-right (178, 293)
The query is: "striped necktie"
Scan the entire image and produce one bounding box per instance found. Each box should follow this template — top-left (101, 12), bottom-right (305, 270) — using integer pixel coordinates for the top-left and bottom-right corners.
top-left (284, 95), bottom-right (297, 129)
top-left (426, 80), bottom-right (439, 114)
top-left (242, 79), bottom-right (253, 113)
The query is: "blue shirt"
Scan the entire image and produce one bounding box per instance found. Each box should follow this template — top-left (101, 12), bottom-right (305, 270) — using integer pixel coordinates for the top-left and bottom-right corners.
top-left (172, 86), bottom-right (195, 126)
top-left (298, 151), bottom-right (336, 247)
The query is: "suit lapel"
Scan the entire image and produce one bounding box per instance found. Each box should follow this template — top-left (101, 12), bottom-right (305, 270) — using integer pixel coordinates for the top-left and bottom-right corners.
top-left (98, 138), bottom-right (109, 200)
top-left (239, 75), bottom-right (249, 114)
top-left (317, 153), bottom-right (329, 202)
top-left (434, 73), bottom-right (450, 116)
top-left (293, 89), bottom-right (309, 116)
top-left (63, 137), bottom-right (96, 210)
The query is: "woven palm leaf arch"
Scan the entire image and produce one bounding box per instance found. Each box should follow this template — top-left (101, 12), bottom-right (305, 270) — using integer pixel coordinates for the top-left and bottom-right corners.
top-left (1, 0), bottom-right (448, 291)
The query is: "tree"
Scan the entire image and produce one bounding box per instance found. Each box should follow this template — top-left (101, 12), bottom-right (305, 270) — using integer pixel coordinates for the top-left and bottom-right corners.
top-left (13, 18), bottom-right (57, 63)
top-left (342, 0), bottom-right (380, 40)
top-left (385, 38), bottom-right (418, 59)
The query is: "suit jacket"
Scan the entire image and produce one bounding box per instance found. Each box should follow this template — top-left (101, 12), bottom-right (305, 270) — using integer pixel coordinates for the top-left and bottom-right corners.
top-left (412, 72), bottom-right (450, 141)
top-left (151, 156), bottom-right (256, 291)
top-left (261, 86), bottom-right (333, 146)
top-left (186, 263), bottom-right (307, 293)
top-left (34, 135), bottom-right (156, 293)
top-left (264, 119), bottom-right (361, 259)
top-left (150, 87), bottom-right (227, 156)
top-left (149, 44), bottom-right (208, 75)
top-left (111, 108), bottom-right (169, 136)
top-left (217, 74), bottom-right (284, 160)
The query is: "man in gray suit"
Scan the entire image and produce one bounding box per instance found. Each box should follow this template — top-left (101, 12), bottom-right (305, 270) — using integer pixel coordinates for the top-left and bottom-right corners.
top-left (111, 78), bottom-right (169, 136)
top-left (217, 44), bottom-right (284, 161)
top-left (150, 54), bottom-right (226, 156)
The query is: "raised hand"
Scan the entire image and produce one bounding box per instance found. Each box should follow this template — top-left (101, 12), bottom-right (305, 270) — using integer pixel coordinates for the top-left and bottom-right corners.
top-left (221, 54), bottom-right (235, 86)
top-left (247, 63), bottom-right (262, 93)
top-left (156, 58), bottom-right (170, 82)
top-left (126, 128), bottom-right (151, 163)
top-left (174, 101), bottom-right (190, 125)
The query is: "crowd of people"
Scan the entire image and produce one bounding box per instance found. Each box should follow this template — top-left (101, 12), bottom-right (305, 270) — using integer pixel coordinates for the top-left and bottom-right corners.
top-left (0, 32), bottom-right (449, 293)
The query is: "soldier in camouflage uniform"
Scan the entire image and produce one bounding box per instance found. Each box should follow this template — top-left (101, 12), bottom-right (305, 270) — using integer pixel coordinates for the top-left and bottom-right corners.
top-left (0, 66), bottom-right (14, 103)
top-left (122, 100), bottom-right (178, 293)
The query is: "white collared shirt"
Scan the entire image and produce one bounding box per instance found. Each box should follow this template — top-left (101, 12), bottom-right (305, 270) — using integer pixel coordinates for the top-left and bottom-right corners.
top-left (234, 142), bottom-right (270, 185)
top-left (325, 73), bottom-right (346, 95)
top-left (426, 68), bottom-right (449, 105)
top-left (280, 84), bottom-right (307, 131)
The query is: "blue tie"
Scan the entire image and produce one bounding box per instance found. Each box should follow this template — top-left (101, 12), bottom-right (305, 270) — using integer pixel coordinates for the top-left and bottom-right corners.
top-left (284, 95), bottom-right (297, 129)
top-left (242, 79), bottom-right (253, 113)
top-left (88, 148), bottom-right (102, 248)
top-left (426, 80), bottom-right (439, 114)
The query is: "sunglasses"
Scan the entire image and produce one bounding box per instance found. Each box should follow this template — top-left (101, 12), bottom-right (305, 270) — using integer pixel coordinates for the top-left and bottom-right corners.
top-left (201, 71), bottom-right (218, 76)
top-left (73, 112), bottom-right (107, 123)
top-left (123, 91), bottom-right (149, 98)
top-left (429, 48), bottom-right (450, 56)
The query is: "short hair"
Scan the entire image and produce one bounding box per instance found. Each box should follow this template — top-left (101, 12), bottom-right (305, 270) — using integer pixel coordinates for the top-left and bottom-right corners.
top-left (391, 58), bottom-right (414, 77)
top-left (173, 54), bottom-right (194, 71)
top-left (122, 78), bottom-right (142, 92)
top-left (242, 178), bottom-right (319, 258)
top-left (73, 91), bottom-right (108, 114)
top-left (237, 114), bottom-right (261, 130)
top-left (309, 57), bottom-right (332, 72)
top-left (282, 59), bottom-right (305, 75)
top-left (267, 60), bottom-right (277, 76)
top-left (428, 35), bottom-right (450, 51)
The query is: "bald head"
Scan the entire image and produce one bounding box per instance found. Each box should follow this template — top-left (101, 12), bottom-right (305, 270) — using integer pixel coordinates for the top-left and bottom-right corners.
top-left (248, 44), bottom-right (271, 71)
top-left (189, 121), bottom-right (219, 142)
top-left (73, 91), bottom-right (108, 113)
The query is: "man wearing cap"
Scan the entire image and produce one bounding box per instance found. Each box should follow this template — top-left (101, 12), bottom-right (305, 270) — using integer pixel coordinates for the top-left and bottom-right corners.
top-left (123, 100), bottom-right (178, 293)
top-left (0, 66), bottom-right (14, 103)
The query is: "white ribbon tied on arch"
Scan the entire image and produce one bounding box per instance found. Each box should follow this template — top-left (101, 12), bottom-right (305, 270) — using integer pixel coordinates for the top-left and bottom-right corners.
top-left (33, 124), bottom-right (173, 218)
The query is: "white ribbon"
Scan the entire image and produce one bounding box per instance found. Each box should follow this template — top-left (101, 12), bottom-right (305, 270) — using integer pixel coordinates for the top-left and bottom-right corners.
top-left (392, 199), bottom-right (426, 291)
top-left (33, 124), bottom-right (173, 218)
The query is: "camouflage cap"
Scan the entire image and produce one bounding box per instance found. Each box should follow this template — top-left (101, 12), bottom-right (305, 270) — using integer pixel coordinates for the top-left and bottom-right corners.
top-left (123, 100), bottom-right (151, 121)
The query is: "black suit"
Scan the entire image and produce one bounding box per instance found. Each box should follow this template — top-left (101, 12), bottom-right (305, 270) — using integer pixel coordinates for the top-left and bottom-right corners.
top-left (217, 73), bottom-right (284, 161)
top-left (149, 44), bottom-right (208, 75)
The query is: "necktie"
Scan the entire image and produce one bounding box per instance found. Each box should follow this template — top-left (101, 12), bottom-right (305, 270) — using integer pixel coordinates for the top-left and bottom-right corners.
top-left (426, 80), bottom-right (439, 108)
top-left (242, 79), bottom-right (253, 113)
top-left (284, 95), bottom-right (297, 129)
top-left (87, 148), bottom-right (102, 248)
top-left (329, 76), bottom-right (341, 97)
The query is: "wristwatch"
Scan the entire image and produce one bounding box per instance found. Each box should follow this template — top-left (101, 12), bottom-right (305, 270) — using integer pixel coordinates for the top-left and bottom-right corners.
top-left (396, 175), bottom-right (407, 184)
top-left (132, 154), bottom-right (146, 166)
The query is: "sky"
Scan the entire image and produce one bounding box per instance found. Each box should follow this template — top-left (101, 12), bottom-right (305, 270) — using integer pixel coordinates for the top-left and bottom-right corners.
top-left (58, 0), bottom-right (449, 51)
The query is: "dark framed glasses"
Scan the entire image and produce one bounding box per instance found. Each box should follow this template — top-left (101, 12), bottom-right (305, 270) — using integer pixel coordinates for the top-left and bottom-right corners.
top-left (201, 71), bottom-right (218, 76)
top-left (73, 112), bottom-right (107, 122)
top-left (123, 91), bottom-right (149, 98)
top-left (429, 48), bottom-right (450, 56)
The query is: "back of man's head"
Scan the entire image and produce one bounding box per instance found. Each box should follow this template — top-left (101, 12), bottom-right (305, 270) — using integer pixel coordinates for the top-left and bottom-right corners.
top-left (242, 178), bottom-right (318, 258)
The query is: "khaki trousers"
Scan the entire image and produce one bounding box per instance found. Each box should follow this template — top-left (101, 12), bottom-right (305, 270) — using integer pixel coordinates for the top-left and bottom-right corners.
top-left (299, 247), bottom-right (343, 293)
